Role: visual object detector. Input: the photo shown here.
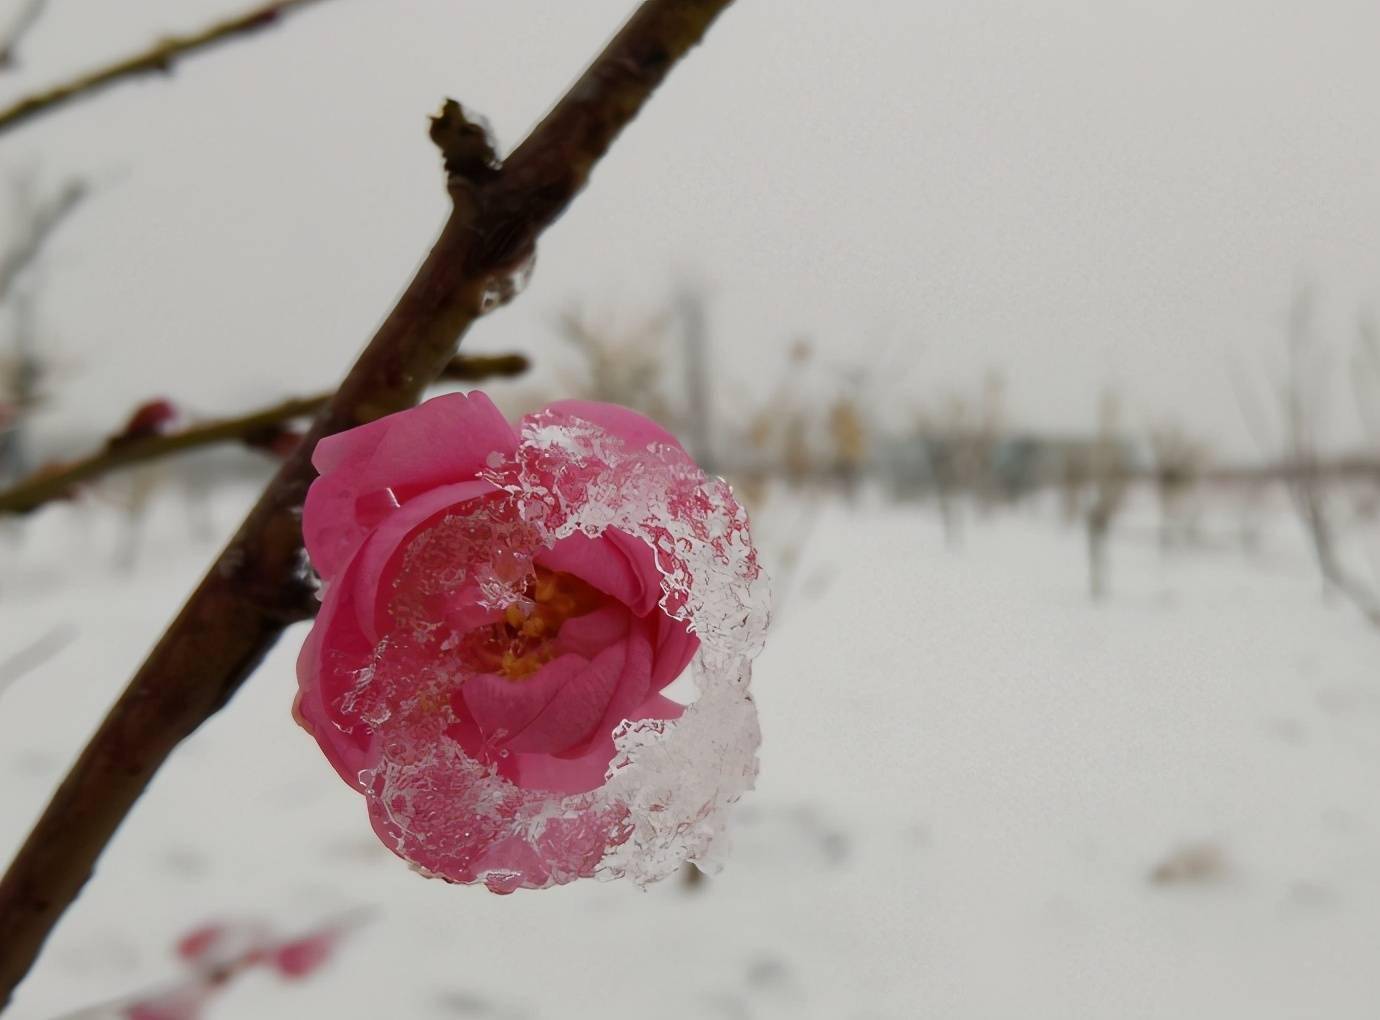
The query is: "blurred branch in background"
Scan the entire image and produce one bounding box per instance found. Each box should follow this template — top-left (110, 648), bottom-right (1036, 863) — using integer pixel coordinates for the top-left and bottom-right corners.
top-left (1279, 291), bottom-right (1380, 627)
top-left (1148, 424), bottom-right (1210, 553)
top-left (553, 287), bottom-right (723, 475)
top-left (0, 177), bottom-right (86, 483)
top-left (0, 0), bottom-right (737, 1005)
top-left (557, 304), bottom-right (676, 423)
top-left (0, 0), bottom-right (45, 72)
top-left (677, 286), bottom-right (717, 473)
top-left (0, 352), bottom-right (529, 515)
top-left (0, 0), bottom-right (338, 136)
top-left (1084, 389), bottom-right (1131, 601)
top-left (1230, 286), bottom-right (1380, 628)
top-left (0, 177), bottom-right (84, 301)
top-left (0, 624), bottom-right (75, 703)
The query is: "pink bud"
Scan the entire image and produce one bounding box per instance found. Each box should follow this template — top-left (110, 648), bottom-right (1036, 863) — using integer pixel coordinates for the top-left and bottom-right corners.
top-left (268, 929), bottom-right (339, 980)
top-left (174, 924), bottom-right (226, 964)
top-left (114, 399), bottom-right (178, 444)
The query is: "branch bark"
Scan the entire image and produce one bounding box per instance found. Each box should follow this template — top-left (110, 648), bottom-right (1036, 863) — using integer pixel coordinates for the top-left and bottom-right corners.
top-left (0, 0), bottom-right (335, 136)
top-left (0, 0), bottom-right (735, 1008)
top-left (0, 353), bottom-right (530, 515)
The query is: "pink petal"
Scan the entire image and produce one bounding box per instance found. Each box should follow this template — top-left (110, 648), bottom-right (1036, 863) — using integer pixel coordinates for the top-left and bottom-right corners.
top-left (301, 473), bottom-right (373, 584)
top-left (536, 533), bottom-right (640, 609)
top-left (503, 642), bottom-right (628, 755)
top-left (346, 479), bottom-right (498, 644)
top-left (603, 528), bottom-right (668, 616)
top-left (551, 604), bottom-right (630, 659)
top-left (310, 415), bottom-right (390, 476)
top-left (362, 391), bottom-right (517, 502)
top-left (538, 528), bottom-right (665, 617)
top-left (459, 654), bottom-right (592, 746)
top-left (294, 581), bottom-right (375, 785)
top-left (650, 614), bottom-right (699, 692)
top-left (304, 392), bottom-right (516, 580)
top-left (510, 690), bottom-right (685, 796)
top-left (580, 620), bottom-right (655, 753)
top-left (311, 390), bottom-right (515, 487)
top-left (510, 738), bottom-right (616, 795)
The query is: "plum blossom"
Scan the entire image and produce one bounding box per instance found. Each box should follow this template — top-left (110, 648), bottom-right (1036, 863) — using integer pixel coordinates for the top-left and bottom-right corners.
top-left (296, 392), bottom-right (768, 891)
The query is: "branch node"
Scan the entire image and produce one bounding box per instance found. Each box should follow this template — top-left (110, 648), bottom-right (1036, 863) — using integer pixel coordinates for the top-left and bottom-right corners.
top-left (428, 99), bottom-right (501, 192)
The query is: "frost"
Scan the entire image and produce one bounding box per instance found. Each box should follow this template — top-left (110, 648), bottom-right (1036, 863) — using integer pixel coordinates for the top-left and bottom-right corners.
top-left (598, 654), bottom-right (762, 883)
top-left (490, 413), bottom-right (769, 884)
top-left (478, 252), bottom-right (536, 315)
top-left (491, 415), bottom-right (769, 659)
top-left (340, 408), bottom-right (769, 891)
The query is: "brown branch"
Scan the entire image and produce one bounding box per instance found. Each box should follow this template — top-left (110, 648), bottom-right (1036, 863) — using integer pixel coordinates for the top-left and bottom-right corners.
top-left (0, 0), bottom-right (46, 71)
top-left (0, 0), bottom-right (735, 1007)
top-left (0, 0), bottom-right (335, 136)
top-left (0, 353), bottom-right (530, 515)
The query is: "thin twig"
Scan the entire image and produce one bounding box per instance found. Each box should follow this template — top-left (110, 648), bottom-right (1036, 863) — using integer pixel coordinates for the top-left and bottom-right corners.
top-left (0, 352), bottom-right (530, 515)
top-left (1278, 289), bottom-right (1380, 627)
top-left (0, 0), bottom-right (46, 71)
top-left (0, 624), bottom-right (76, 701)
top-left (0, 178), bottom-right (84, 302)
top-left (0, 179), bottom-right (86, 479)
top-left (0, 0), bottom-right (735, 1006)
top-left (0, 0), bottom-right (335, 136)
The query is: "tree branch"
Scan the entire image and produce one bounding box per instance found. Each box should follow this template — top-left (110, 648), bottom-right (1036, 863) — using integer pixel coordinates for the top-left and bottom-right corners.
top-left (0, 0), bottom-right (336, 136)
top-left (0, 353), bottom-right (530, 515)
top-left (0, 179), bottom-right (85, 302)
top-left (0, 0), bottom-right (735, 1007)
top-left (0, 0), bottom-right (46, 72)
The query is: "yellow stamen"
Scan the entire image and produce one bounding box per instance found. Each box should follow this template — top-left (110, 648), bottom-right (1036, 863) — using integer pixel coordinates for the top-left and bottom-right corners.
top-left (481, 567), bottom-right (607, 682)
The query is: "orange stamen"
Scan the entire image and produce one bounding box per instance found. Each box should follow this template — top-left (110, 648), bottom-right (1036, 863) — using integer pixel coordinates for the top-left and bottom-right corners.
top-left (466, 567), bottom-right (608, 682)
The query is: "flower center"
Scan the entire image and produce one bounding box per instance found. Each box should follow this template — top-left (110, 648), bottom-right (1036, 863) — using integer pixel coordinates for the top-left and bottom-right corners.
top-left (468, 567), bottom-right (606, 681)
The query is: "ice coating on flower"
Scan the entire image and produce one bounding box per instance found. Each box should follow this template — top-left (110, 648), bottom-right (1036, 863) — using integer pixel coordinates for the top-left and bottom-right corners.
top-left (296, 393), bottom-right (769, 891)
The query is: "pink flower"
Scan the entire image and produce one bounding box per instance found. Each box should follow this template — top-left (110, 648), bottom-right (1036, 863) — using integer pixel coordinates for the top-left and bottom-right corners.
top-left (297, 392), bottom-right (767, 891)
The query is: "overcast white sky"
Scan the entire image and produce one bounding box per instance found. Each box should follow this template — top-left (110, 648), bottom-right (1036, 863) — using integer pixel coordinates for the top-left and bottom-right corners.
top-left (3, 0), bottom-right (1379, 456)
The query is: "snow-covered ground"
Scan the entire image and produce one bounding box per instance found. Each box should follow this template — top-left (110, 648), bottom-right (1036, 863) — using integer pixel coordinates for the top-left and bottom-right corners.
top-left (2, 484), bottom-right (1377, 1019)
